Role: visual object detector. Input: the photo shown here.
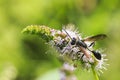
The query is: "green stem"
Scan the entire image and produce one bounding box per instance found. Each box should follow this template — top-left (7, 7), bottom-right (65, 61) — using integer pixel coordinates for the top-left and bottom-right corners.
top-left (92, 66), bottom-right (99, 80)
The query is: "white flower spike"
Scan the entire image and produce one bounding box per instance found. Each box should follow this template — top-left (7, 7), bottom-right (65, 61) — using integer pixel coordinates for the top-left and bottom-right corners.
top-left (49, 24), bottom-right (107, 73)
top-left (22, 24), bottom-right (108, 80)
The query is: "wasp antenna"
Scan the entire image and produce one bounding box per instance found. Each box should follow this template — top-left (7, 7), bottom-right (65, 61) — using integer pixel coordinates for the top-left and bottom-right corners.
top-left (62, 28), bottom-right (72, 40)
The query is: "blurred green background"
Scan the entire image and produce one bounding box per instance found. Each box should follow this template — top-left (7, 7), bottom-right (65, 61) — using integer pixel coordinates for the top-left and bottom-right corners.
top-left (0, 0), bottom-right (120, 80)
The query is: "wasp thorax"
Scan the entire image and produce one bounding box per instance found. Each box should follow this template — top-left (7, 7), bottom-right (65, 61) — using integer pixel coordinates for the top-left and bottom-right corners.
top-left (76, 40), bottom-right (87, 48)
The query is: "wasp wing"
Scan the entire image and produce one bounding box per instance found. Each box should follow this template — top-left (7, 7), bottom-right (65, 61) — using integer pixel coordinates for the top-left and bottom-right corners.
top-left (82, 34), bottom-right (107, 42)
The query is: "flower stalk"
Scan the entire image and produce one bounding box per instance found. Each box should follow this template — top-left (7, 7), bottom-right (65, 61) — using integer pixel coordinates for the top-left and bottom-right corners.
top-left (92, 66), bottom-right (99, 80)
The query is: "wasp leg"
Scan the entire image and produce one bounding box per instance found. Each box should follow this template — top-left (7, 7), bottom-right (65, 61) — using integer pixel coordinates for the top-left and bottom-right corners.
top-left (89, 42), bottom-right (95, 47)
top-left (80, 54), bottom-right (85, 60)
top-left (76, 50), bottom-right (81, 60)
top-left (61, 44), bottom-right (69, 54)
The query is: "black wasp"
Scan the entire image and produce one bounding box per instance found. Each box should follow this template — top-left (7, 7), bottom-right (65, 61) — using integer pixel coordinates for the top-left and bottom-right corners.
top-left (63, 29), bottom-right (107, 60)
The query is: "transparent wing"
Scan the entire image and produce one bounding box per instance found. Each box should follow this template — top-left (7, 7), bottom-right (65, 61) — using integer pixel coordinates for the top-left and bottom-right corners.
top-left (82, 34), bottom-right (107, 42)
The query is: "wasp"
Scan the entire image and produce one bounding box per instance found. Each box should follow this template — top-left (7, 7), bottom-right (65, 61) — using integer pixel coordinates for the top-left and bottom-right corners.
top-left (63, 29), bottom-right (107, 60)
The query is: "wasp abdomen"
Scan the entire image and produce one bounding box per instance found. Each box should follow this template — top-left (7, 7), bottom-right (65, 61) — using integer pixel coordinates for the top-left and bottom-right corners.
top-left (92, 51), bottom-right (101, 60)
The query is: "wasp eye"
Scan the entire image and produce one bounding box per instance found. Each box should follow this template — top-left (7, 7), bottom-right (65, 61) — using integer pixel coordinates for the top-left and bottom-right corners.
top-left (71, 37), bottom-right (76, 45)
top-left (92, 51), bottom-right (101, 60)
